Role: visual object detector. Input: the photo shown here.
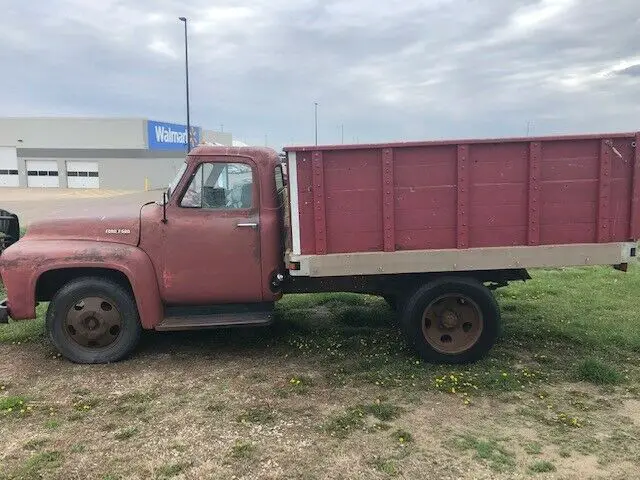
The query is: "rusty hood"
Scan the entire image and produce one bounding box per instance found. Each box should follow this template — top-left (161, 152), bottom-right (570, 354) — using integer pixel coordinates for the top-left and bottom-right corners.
top-left (23, 200), bottom-right (150, 246)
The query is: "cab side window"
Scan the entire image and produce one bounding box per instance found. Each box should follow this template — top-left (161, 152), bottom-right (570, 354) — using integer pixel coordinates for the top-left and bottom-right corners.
top-left (180, 162), bottom-right (253, 209)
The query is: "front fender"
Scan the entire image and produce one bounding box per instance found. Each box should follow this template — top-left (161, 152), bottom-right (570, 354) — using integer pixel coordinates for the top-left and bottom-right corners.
top-left (0, 240), bottom-right (162, 329)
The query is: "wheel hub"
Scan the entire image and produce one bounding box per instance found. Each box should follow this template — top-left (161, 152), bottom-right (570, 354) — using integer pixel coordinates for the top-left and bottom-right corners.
top-left (64, 297), bottom-right (123, 348)
top-left (85, 317), bottom-right (99, 330)
top-left (421, 294), bottom-right (484, 355)
top-left (441, 310), bottom-right (459, 329)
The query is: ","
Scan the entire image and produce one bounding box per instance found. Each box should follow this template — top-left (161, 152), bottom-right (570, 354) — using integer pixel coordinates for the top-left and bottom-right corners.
top-left (1, 130), bottom-right (639, 364)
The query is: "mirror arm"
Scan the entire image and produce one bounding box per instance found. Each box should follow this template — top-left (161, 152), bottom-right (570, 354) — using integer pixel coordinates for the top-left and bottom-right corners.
top-left (162, 191), bottom-right (168, 223)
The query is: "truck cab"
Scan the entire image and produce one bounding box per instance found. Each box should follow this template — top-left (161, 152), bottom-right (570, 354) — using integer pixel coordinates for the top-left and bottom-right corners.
top-left (140, 146), bottom-right (287, 308)
top-left (0, 146), bottom-right (289, 363)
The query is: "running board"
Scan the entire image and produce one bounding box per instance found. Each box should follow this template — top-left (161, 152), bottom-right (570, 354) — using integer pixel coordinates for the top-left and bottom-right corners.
top-left (155, 303), bottom-right (275, 331)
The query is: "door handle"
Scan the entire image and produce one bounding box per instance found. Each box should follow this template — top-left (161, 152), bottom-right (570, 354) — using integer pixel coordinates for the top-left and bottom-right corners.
top-left (237, 222), bottom-right (258, 228)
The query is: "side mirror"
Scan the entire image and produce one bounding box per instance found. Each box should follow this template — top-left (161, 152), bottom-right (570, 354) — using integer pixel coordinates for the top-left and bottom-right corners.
top-left (162, 191), bottom-right (168, 224)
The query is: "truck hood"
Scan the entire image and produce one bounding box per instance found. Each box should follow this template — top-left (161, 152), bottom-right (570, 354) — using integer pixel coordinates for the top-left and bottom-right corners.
top-left (23, 201), bottom-right (150, 246)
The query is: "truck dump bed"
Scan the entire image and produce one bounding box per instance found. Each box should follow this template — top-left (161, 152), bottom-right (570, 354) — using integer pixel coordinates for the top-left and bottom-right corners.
top-left (284, 132), bottom-right (640, 277)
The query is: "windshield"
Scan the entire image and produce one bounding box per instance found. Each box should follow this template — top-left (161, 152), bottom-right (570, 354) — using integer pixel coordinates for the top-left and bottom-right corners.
top-left (167, 162), bottom-right (188, 200)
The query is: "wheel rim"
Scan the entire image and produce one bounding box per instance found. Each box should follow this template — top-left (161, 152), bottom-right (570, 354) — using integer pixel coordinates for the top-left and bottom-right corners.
top-left (421, 294), bottom-right (483, 354)
top-left (64, 296), bottom-right (123, 348)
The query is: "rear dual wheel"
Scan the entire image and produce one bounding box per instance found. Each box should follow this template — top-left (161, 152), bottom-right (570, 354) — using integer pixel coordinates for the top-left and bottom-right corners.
top-left (46, 277), bottom-right (141, 364)
top-left (400, 277), bottom-right (500, 364)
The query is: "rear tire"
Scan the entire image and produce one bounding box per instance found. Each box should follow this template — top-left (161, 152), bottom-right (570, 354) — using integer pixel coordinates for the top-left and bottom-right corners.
top-left (400, 277), bottom-right (500, 364)
top-left (46, 277), bottom-right (141, 364)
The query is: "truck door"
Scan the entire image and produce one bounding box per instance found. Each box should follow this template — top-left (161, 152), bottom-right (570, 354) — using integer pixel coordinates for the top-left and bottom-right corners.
top-left (160, 158), bottom-right (263, 305)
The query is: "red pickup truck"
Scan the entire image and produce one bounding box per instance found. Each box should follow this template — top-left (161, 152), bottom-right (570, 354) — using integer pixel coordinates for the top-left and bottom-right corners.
top-left (1, 132), bottom-right (639, 364)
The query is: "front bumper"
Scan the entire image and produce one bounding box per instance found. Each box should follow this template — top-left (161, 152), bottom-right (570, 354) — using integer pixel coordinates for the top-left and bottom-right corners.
top-left (0, 299), bottom-right (8, 324)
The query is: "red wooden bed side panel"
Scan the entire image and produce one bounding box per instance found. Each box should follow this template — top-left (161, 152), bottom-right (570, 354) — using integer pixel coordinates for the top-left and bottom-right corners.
top-left (293, 133), bottom-right (639, 255)
top-left (467, 142), bottom-right (529, 247)
top-left (394, 145), bottom-right (457, 250)
top-left (323, 149), bottom-right (383, 254)
top-left (610, 137), bottom-right (634, 241)
top-left (538, 139), bottom-right (600, 245)
top-left (295, 152), bottom-right (316, 255)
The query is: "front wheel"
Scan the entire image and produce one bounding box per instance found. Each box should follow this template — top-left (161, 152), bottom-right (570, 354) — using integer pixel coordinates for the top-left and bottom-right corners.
top-left (46, 277), bottom-right (141, 364)
top-left (400, 277), bottom-right (500, 364)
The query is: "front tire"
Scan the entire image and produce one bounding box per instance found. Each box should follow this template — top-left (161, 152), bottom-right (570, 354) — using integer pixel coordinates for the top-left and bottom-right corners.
top-left (400, 277), bottom-right (500, 364)
top-left (46, 277), bottom-right (141, 364)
